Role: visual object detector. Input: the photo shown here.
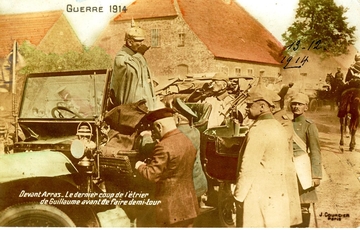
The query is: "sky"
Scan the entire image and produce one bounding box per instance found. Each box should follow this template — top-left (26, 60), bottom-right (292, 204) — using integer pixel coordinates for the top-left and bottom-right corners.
top-left (0, 0), bottom-right (359, 51)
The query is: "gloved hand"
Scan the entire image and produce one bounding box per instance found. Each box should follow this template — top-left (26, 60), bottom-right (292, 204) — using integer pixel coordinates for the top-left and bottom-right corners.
top-left (140, 130), bottom-right (152, 137)
top-left (137, 44), bottom-right (151, 55)
top-left (135, 161), bottom-right (146, 170)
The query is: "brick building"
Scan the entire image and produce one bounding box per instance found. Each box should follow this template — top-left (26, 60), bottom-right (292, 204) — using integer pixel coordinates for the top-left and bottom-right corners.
top-left (94, 0), bottom-right (284, 83)
top-left (0, 11), bottom-right (83, 114)
top-left (0, 10), bottom-right (82, 58)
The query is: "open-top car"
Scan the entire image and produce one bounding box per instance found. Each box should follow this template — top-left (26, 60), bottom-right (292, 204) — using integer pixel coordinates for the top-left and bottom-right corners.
top-left (0, 68), bottom-right (252, 227)
top-left (0, 69), bottom-right (149, 227)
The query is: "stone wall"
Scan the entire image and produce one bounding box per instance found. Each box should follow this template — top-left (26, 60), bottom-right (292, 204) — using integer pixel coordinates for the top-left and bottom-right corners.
top-left (95, 16), bottom-right (281, 84)
top-left (37, 15), bottom-right (83, 54)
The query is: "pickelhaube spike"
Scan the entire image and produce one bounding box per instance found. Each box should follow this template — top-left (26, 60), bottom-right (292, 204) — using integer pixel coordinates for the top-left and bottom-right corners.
top-left (125, 18), bottom-right (145, 41)
top-left (131, 18), bottom-right (137, 27)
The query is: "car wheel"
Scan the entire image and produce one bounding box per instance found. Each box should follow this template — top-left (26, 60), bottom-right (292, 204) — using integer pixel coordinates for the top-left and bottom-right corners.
top-left (0, 202), bottom-right (76, 227)
top-left (309, 99), bottom-right (318, 111)
top-left (218, 182), bottom-right (236, 227)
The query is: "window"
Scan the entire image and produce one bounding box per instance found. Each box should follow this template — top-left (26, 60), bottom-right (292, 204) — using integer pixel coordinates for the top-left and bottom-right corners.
top-left (247, 68), bottom-right (253, 76)
top-left (177, 26), bottom-right (185, 47)
top-left (235, 67), bottom-right (241, 76)
top-left (178, 32), bottom-right (185, 47)
top-left (151, 29), bottom-right (160, 47)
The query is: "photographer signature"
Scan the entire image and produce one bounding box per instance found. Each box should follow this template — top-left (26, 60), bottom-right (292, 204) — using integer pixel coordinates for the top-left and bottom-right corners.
top-left (319, 211), bottom-right (350, 221)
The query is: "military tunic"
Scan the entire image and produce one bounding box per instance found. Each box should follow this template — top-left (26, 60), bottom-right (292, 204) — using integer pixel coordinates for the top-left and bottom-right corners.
top-left (110, 46), bottom-right (156, 110)
top-left (292, 114), bottom-right (322, 203)
top-left (234, 113), bottom-right (291, 227)
top-left (177, 123), bottom-right (208, 198)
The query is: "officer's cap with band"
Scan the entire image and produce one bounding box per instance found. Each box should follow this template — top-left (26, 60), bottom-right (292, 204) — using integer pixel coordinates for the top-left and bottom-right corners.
top-left (145, 100), bottom-right (175, 123)
top-left (291, 93), bottom-right (309, 104)
top-left (172, 97), bottom-right (197, 119)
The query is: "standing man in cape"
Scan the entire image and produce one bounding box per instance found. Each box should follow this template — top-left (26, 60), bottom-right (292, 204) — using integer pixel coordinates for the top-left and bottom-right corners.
top-left (110, 19), bottom-right (156, 111)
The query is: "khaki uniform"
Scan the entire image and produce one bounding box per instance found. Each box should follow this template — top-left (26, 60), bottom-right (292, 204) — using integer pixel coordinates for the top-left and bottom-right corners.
top-left (234, 113), bottom-right (291, 227)
top-left (292, 114), bottom-right (322, 203)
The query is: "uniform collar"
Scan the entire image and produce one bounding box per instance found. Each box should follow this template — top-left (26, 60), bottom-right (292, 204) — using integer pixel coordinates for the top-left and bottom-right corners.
top-left (293, 114), bottom-right (306, 122)
top-left (257, 112), bottom-right (274, 121)
top-left (122, 45), bottom-right (136, 55)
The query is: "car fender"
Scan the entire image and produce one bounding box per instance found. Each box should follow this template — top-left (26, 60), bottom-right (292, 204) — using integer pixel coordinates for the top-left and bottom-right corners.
top-left (0, 177), bottom-right (101, 227)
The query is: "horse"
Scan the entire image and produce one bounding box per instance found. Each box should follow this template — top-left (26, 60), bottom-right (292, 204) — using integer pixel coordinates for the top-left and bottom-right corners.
top-left (325, 73), bottom-right (345, 110)
top-left (338, 88), bottom-right (360, 151)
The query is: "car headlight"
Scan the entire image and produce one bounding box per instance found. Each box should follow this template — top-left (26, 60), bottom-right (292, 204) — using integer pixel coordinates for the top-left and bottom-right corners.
top-left (70, 139), bottom-right (85, 159)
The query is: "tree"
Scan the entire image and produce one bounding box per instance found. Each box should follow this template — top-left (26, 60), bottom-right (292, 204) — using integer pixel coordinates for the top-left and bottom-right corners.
top-left (282, 0), bottom-right (356, 57)
top-left (18, 41), bottom-right (113, 75)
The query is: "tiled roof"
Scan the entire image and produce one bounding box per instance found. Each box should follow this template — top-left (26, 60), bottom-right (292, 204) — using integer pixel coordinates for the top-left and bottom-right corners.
top-left (0, 11), bottom-right (63, 58)
top-left (113, 0), bottom-right (283, 65)
top-left (177, 0), bottom-right (283, 65)
top-left (113, 0), bottom-right (177, 21)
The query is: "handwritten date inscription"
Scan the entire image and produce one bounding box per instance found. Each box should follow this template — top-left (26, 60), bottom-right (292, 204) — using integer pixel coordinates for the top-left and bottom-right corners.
top-left (281, 39), bottom-right (323, 69)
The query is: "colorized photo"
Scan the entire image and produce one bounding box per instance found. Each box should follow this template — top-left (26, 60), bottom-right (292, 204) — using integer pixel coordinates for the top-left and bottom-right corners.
top-left (0, 0), bottom-right (359, 228)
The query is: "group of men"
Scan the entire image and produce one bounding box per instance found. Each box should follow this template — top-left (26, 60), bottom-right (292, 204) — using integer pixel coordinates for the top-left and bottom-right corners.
top-left (109, 21), bottom-right (322, 227)
top-left (109, 21), bottom-right (205, 227)
top-left (233, 86), bottom-right (322, 227)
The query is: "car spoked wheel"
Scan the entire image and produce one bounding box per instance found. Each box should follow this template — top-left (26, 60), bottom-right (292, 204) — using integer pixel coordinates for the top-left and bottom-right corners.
top-left (0, 203), bottom-right (76, 227)
top-left (218, 182), bottom-right (236, 227)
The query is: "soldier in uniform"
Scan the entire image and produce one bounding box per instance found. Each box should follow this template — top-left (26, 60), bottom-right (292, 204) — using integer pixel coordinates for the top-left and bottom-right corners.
top-left (110, 20), bottom-right (156, 110)
top-left (290, 93), bottom-right (322, 227)
top-left (202, 72), bottom-right (234, 128)
top-left (335, 67), bottom-right (344, 82)
top-left (171, 98), bottom-right (208, 203)
top-left (344, 53), bottom-right (360, 89)
top-left (233, 89), bottom-right (291, 227)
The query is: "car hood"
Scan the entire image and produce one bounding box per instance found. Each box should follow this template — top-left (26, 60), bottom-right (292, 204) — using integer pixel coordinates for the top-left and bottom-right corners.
top-left (0, 150), bottom-right (78, 183)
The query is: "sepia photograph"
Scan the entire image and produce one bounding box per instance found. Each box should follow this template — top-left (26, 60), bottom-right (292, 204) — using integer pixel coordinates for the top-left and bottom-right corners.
top-left (0, 0), bottom-right (359, 228)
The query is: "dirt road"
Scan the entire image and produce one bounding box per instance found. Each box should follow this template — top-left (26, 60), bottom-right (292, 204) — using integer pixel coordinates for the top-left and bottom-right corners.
top-left (305, 109), bottom-right (360, 228)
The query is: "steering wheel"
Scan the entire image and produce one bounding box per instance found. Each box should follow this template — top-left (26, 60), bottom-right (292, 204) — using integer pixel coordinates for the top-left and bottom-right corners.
top-left (51, 106), bottom-right (83, 119)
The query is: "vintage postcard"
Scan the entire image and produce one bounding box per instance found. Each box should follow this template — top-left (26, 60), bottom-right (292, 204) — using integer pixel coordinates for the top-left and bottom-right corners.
top-left (0, 0), bottom-right (359, 228)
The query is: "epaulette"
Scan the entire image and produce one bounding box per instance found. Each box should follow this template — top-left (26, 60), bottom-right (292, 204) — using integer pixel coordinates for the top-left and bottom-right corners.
top-left (305, 118), bottom-right (313, 123)
top-left (281, 114), bottom-right (290, 120)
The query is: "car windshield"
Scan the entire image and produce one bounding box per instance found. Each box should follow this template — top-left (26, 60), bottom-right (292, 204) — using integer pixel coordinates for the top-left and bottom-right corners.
top-left (19, 73), bottom-right (107, 119)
